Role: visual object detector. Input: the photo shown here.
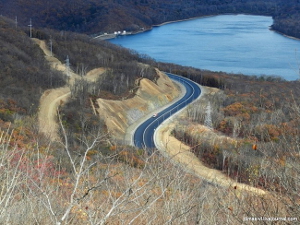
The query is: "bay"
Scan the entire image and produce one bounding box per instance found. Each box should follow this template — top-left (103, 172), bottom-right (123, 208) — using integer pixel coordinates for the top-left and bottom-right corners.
top-left (110, 14), bottom-right (300, 81)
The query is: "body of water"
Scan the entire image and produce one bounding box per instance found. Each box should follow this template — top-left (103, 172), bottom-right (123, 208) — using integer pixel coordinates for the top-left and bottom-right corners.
top-left (110, 14), bottom-right (300, 81)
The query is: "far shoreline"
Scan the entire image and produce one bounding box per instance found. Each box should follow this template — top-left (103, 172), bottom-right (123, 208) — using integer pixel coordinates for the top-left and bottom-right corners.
top-left (95, 14), bottom-right (238, 40)
top-left (269, 27), bottom-right (300, 41)
top-left (152, 14), bottom-right (217, 27)
top-left (96, 13), bottom-right (300, 43)
top-left (101, 14), bottom-right (299, 81)
top-left (152, 13), bottom-right (300, 43)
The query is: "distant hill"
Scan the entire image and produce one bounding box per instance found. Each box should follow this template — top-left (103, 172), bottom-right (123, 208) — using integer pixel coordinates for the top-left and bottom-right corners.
top-left (1, 0), bottom-right (300, 38)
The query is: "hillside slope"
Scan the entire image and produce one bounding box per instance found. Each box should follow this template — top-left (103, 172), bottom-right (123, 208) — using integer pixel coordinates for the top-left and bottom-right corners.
top-left (0, 17), bottom-right (66, 122)
top-left (35, 40), bottom-right (106, 141)
top-left (1, 0), bottom-right (300, 38)
top-left (97, 69), bottom-right (180, 140)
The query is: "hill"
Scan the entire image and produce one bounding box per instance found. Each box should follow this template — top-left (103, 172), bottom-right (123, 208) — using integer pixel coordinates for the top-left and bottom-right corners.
top-left (1, 0), bottom-right (300, 39)
top-left (0, 14), bottom-right (299, 223)
top-left (0, 15), bottom-right (158, 122)
top-left (0, 17), bottom-right (66, 121)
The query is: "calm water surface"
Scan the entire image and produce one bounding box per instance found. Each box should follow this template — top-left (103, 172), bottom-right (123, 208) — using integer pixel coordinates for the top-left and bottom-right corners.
top-left (110, 14), bottom-right (300, 80)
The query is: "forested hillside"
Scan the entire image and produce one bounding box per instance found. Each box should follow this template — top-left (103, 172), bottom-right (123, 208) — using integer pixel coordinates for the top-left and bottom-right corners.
top-left (0, 17), bottom-right (66, 121)
top-left (0, 16), bottom-right (157, 123)
top-left (0, 11), bottom-right (299, 223)
top-left (272, 2), bottom-right (300, 38)
top-left (1, 0), bottom-right (300, 38)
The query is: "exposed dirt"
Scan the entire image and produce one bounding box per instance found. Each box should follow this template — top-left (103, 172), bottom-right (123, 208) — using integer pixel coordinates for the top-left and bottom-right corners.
top-left (33, 38), bottom-right (105, 140)
top-left (96, 69), bottom-right (180, 140)
top-left (38, 87), bottom-right (70, 140)
top-left (155, 86), bottom-right (267, 195)
top-left (33, 39), bottom-right (70, 74)
top-left (86, 68), bottom-right (106, 81)
top-left (34, 38), bottom-right (267, 195)
top-left (34, 37), bottom-right (179, 142)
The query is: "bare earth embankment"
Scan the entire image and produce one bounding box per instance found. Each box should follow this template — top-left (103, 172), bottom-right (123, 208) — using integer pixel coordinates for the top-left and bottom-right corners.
top-left (97, 69), bottom-right (180, 142)
top-left (33, 38), bottom-right (105, 140)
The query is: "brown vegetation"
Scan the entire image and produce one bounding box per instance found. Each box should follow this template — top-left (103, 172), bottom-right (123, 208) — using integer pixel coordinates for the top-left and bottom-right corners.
top-left (0, 11), bottom-right (299, 224)
top-left (1, 112), bottom-right (299, 224)
top-left (169, 75), bottom-right (300, 219)
top-left (0, 17), bottom-right (66, 121)
top-left (1, 0), bottom-right (300, 40)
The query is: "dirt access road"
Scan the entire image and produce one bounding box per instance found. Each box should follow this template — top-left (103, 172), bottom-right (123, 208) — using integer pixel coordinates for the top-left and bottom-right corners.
top-left (155, 86), bottom-right (267, 196)
top-left (33, 38), bottom-right (105, 140)
top-left (34, 38), bottom-right (267, 196)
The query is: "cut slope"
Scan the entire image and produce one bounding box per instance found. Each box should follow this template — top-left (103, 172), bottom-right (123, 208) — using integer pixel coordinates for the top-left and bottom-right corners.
top-left (97, 69), bottom-right (180, 141)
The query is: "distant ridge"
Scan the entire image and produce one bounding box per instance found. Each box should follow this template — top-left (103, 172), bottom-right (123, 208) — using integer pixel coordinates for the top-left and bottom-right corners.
top-left (0, 0), bottom-right (300, 39)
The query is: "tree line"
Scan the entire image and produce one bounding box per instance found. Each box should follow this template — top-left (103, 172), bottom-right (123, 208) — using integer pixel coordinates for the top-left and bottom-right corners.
top-left (0, 17), bottom-right (66, 121)
top-left (1, 0), bottom-right (300, 39)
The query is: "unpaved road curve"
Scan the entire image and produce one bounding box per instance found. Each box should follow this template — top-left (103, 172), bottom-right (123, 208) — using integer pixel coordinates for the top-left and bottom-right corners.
top-left (33, 38), bottom-right (105, 141)
top-left (156, 124), bottom-right (266, 195)
top-left (155, 84), bottom-right (267, 196)
top-left (39, 88), bottom-right (70, 140)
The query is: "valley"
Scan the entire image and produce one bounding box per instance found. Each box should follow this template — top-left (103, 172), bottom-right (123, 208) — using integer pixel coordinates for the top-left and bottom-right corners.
top-left (0, 1), bottom-right (299, 223)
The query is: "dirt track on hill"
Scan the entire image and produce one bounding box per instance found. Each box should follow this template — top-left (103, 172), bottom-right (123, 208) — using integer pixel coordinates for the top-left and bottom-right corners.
top-left (156, 124), bottom-right (266, 195)
top-left (34, 38), bottom-right (268, 196)
top-left (33, 38), bottom-right (105, 141)
top-left (155, 86), bottom-right (267, 195)
top-left (38, 88), bottom-right (70, 140)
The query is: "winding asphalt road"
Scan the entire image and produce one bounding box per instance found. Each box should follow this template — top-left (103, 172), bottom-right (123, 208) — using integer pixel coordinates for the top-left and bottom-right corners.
top-left (133, 73), bottom-right (201, 150)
